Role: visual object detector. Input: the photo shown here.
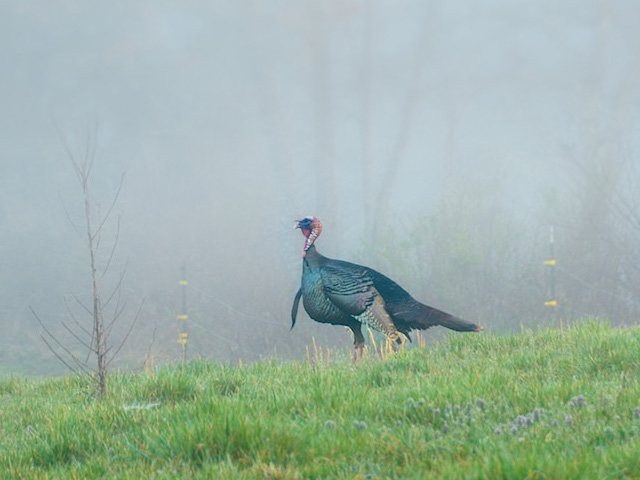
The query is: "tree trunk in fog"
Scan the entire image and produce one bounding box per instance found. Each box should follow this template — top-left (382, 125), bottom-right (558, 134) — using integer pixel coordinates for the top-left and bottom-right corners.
top-left (554, 15), bottom-right (640, 322)
top-left (372, 3), bottom-right (434, 238)
top-left (360, 2), bottom-right (373, 227)
top-left (310, 1), bottom-right (337, 227)
top-left (81, 169), bottom-right (108, 397)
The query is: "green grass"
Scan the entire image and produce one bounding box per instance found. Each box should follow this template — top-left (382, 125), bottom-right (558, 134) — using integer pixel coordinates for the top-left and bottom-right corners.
top-left (2, 320), bottom-right (640, 479)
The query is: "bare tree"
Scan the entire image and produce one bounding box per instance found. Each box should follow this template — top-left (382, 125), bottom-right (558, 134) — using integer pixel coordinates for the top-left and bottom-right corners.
top-left (551, 6), bottom-right (640, 323)
top-left (309, 1), bottom-right (337, 224)
top-left (556, 143), bottom-right (640, 322)
top-left (370, 2), bottom-right (437, 238)
top-left (32, 126), bottom-right (141, 397)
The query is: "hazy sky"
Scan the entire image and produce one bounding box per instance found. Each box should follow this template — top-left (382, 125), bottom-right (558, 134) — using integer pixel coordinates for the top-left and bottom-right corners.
top-left (2, 0), bottom-right (639, 373)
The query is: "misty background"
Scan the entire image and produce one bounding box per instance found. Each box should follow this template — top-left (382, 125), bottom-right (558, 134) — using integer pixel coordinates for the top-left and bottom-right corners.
top-left (2, 1), bottom-right (640, 376)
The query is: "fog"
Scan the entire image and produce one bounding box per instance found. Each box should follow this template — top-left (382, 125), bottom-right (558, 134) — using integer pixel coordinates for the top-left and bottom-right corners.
top-left (2, 1), bottom-right (640, 375)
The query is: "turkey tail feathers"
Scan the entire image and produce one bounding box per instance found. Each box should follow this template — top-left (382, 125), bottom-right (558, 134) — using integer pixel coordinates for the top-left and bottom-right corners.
top-left (410, 302), bottom-right (483, 332)
top-left (291, 288), bottom-right (302, 330)
top-left (437, 314), bottom-right (484, 332)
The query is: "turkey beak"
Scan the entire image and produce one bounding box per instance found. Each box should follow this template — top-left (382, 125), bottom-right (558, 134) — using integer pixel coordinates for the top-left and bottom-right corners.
top-left (293, 221), bottom-right (301, 229)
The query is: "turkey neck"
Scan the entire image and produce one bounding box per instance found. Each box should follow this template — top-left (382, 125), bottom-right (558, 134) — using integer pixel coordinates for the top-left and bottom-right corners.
top-left (302, 244), bottom-right (325, 272)
top-left (301, 245), bottom-right (325, 308)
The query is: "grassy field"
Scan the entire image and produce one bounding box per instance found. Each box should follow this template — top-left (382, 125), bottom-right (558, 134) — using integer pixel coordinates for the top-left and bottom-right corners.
top-left (2, 320), bottom-right (640, 479)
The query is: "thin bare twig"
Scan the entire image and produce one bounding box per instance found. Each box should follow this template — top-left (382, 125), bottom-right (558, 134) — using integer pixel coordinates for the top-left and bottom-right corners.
top-left (103, 267), bottom-right (126, 309)
top-left (62, 295), bottom-right (93, 338)
top-left (61, 321), bottom-right (95, 352)
top-left (64, 294), bottom-right (95, 364)
top-left (106, 303), bottom-right (127, 337)
top-left (59, 193), bottom-right (83, 238)
top-left (39, 333), bottom-right (83, 378)
top-left (93, 173), bottom-right (125, 242)
top-left (106, 298), bottom-right (144, 367)
top-left (101, 217), bottom-right (122, 277)
top-left (31, 306), bottom-right (90, 375)
top-left (72, 293), bottom-right (93, 317)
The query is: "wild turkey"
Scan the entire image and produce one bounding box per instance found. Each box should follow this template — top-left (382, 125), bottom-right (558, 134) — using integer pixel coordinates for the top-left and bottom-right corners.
top-left (291, 216), bottom-right (483, 361)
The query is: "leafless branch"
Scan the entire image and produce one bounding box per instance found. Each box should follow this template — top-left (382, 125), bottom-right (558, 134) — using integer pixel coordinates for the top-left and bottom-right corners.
top-left (59, 193), bottom-right (83, 238)
top-left (84, 123), bottom-right (97, 179)
top-left (62, 296), bottom-right (92, 338)
top-left (64, 294), bottom-right (96, 363)
top-left (611, 187), bottom-right (640, 232)
top-left (106, 303), bottom-right (127, 337)
top-left (53, 124), bottom-right (85, 186)
top-left (93, 173), bottom-right (125, 242)
top-left (101, 217), bottom-right (122, 277)
top-left (72, 293), bottom-right (93, 317)
top-left (103, 267), bottom-right (126, 309)
top-left (39, 333), bottom-right (83, 378)
top-left (61, 321), bottom-right (94, 351)
top-left (31, 306), bottom-right (90, 375)
top-left (106, 298), bottom-right (144, 367)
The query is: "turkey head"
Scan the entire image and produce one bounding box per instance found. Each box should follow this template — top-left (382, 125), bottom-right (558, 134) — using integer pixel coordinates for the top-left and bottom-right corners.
top-left (295, 216), bottom-right (322, 257)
